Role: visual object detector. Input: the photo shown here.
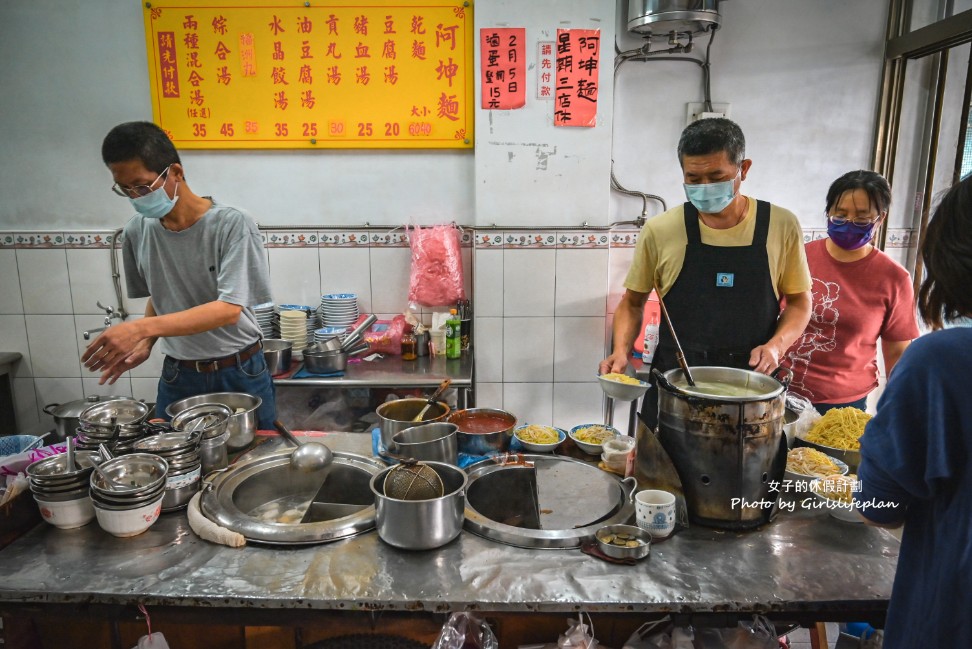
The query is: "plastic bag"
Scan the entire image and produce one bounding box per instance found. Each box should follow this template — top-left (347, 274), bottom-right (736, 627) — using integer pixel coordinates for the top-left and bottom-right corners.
top-left (558, 616), bottom-right (599, 648)
top-left (695, 615), bottom-right (778, 649)
top-left (408, 223), bottom-right (465, 307)
top-left (364, 315), bottom-right (406, 355)
top-left (786, 393), bottom-right (821, 440)
top-left (431, 611), bottom-right (499, 649)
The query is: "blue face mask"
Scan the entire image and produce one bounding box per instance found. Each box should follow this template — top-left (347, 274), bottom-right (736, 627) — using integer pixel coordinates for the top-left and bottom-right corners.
top-left (683, 172), bottom-right (739, 214)
top-left (129, 181), bottom-right (179, 220)
top-left (827, 220), bottom-right (876, 250)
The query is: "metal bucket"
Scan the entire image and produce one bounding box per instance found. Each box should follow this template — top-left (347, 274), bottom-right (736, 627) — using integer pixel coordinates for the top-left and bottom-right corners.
top-left (650, 366), bottom-right (789, 530)
top-left (376, 398), bottom-right (450, 449)
top-left (370, 461), bottom-right (467, 550)
top-left (390, 423), bottom-right (459, 465)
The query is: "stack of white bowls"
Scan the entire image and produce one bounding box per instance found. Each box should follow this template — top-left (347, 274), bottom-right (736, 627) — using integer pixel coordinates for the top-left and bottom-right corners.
top-left (26, 451), bottom-right (100, 529)
top-left (278, 308), bottom-right (310, 356)
top-left (319, 293), bottom-right (359, 328)
top-left (75, 398), bottom-right (150, 453)
top-left (313, 325), bottom-right (348, 345)
top-left (133, 430), bottom-right (202, 512)
top-left (253, 302), bottom-right (276, 339)
top-left (89, 453), bottom-right (168, 537)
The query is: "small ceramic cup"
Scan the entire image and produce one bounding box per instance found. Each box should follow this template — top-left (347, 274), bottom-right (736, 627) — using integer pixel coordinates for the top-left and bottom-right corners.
top-left (635, 489), bottom-right (676, 539)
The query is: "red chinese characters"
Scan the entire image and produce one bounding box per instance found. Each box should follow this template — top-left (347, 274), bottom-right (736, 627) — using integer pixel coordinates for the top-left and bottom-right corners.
top-left (157, 32), bottom-right (180, 98)
top-left (480, 28), bottom-right (525, 110)
top-left (554, 29), bottom-right (599, 127)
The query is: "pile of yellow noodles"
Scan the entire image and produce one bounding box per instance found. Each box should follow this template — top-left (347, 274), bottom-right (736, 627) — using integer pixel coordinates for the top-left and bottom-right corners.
top-left (814, 474), bottom-right (858, 504)
top-left (601, 373), bottom-right (645, 386)
top-left (804, 407), bottom-right (872, 450)
top-left (516, 425), bottom-right (560, 445)
top-left (786, 447), bottom-right (841, 477)
top-left (574, 425), bottom-right (617, 444)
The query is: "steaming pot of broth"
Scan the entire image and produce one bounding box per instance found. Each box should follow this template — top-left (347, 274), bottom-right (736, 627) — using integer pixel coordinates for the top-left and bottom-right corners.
top-left (646, 365), bottom-right (791, 530)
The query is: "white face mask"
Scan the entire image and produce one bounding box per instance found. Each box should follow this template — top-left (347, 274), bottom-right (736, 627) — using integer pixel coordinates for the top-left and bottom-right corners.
top-left (683, 171), bottom-right (740, 214)
top-left (130, 181), bottom-right (179, 219)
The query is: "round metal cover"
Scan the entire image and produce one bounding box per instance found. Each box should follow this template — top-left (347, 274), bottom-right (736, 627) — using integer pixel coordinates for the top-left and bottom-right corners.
top-left (200, 450), bottom-right (385, 545)
top-left (463, 454), bottom-right (637, 549)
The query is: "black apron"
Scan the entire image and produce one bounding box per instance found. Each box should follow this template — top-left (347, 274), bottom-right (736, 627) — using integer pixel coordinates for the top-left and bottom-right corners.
top-left (641, 200), bottom-right (781, 427)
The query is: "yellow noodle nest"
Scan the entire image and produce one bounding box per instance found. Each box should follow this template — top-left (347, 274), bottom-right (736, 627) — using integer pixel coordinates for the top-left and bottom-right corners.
top-left (516, 425), bottom-right (561, 445)
top-left (804, 407), bottom-right (872, 450)
top-left (574, 425), bottom-right (617, 444)
top-left (786, 447), bottom-right (841, 478)
top-left (601, 373), bottom-right (645, 386)
top-left (814, 474), bottom-right (858, 504)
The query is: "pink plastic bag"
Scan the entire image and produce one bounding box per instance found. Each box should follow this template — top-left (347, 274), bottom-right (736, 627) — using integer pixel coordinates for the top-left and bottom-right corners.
top-left (408, 224), bottom-right (465, 307)
top-left (364, 315), bottom-right (407, 355)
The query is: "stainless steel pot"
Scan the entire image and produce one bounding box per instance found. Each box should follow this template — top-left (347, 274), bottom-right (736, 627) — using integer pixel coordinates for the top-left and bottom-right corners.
top-left (166, 392), bottom-right (261, 451)
top-left (370, 461), bottom-right (467, 550)
top-left (390, 423), bottom-right (459, 465)
top-left (262, 339), bottom-right (293, 375)
top-left (43, 395), bottom-right (128, 442)
top-left (447, 408), bottom-right (517, 455)
top-left (650, 366), bottom-right (789, 530)
top-left (376, 398), bottom-right (450, 449)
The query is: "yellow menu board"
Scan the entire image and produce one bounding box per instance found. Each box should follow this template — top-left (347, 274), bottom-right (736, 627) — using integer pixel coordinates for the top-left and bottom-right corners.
top-left (142, 0), bottom-right (474, 149)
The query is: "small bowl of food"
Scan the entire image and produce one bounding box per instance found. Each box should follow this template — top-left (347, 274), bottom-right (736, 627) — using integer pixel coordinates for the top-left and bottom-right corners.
top-left (595, 523), bottom-right (651, 561)
top-left (569, 424), bottom-right (621, 455)
top-left (809, 474), bottom-right (862, 523)
top-left (513, 424), bottom-right (566, 453)
top-left (598, 372), bottom-right (651, 401)
top-left (784, 446), bottom-right (849, 491)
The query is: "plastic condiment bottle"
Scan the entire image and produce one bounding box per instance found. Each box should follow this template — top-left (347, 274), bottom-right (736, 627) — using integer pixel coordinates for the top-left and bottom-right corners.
top-left (446, 309), bottom-right (461, 359)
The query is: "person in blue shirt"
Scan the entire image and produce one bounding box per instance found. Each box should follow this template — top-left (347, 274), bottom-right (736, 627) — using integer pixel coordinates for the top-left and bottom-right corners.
top-left (855, 175), bottom-right (972, 648)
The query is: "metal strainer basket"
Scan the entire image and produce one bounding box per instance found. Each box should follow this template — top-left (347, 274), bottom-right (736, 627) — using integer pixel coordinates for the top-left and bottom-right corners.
top-left (383, 460), bottom-right (444, 500)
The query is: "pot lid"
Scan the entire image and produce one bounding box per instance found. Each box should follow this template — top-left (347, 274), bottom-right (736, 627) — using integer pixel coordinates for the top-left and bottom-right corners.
top-left (462, 454), bottom-right (636, 549)
top-left (43, 395), bottom-right (129, 419)
top-left (200, 450), bottom-right (385, 545)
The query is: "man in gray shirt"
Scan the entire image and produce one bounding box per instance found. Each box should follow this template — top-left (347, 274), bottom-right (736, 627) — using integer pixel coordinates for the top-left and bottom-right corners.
top-left (82, 121), bottom-right (276, 429)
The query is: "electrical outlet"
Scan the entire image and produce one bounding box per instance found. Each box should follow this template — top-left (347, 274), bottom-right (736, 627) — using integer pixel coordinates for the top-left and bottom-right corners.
top-left (686, 102), bottom-right (731, 126)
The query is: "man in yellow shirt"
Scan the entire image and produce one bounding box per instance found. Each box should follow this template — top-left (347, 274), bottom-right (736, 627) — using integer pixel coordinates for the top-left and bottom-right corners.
top-left (600, 118), bottom-right (812, 427)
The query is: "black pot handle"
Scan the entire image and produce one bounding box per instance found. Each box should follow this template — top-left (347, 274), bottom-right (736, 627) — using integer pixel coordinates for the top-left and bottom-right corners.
top-left (651, 368), bottom-right (685, 395)
top-left (771, 365), bottom-right (793, 389)
top-left (42, 403), bottom-right (61, 416)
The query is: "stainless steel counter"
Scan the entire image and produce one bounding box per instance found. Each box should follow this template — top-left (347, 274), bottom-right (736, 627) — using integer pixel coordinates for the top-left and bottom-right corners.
top-left (275, 354), bottom-right (474, 408)
top-left (0, 433), bottom-right (898, 621)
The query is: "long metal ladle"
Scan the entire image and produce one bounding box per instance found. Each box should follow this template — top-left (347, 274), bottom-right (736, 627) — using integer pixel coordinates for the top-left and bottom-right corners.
top-left (654, 283), bottom-right (696, 387)
top-left (273, 420), bottom-right (334, 472)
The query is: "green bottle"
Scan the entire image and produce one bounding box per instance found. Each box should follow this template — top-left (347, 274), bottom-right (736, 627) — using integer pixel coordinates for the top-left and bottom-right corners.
top-left (446, 308), bottom-right (461, 359)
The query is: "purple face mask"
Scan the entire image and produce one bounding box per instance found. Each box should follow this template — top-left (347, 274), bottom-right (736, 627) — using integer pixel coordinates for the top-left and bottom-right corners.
top-left (828, 220), bottom-right (876, 250)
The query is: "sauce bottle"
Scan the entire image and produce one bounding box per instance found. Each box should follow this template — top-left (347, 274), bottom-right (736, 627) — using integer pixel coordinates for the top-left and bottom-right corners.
top-left (401, 330), bottom-right (417, 360)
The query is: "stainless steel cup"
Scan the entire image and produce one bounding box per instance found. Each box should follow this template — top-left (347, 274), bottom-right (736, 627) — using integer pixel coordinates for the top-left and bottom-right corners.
top-left (390, 423), bottom-right (459, 465)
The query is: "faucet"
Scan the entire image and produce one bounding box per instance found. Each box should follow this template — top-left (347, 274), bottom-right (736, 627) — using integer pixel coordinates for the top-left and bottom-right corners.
top-left (82, 302), bottom-right (122, 340)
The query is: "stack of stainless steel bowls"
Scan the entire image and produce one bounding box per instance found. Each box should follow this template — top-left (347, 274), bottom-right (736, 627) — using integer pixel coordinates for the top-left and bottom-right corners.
top-left (75, 399), bottom-right (151, 453)
top-left (89, 453), bottom-right (168, 537)
top-left (134, 430), bottom-right (203, 512)
top-left (170, 403), bottom-right (232, 474)
top-left (25, 450), bottom-right (100, 529)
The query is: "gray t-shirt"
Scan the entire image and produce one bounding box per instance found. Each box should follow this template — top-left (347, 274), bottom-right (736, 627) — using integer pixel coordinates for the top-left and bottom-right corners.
top-left (122, 201), bottom-right (272, 360)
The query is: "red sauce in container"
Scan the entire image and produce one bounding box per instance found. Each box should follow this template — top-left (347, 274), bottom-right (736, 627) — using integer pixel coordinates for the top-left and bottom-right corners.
top-left (449, 410), bottom-right (516, 434)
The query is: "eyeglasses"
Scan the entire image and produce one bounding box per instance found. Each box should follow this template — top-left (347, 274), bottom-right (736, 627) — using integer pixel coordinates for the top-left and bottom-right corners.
top-left (827, 213), bottom-right (882, 227)
top-left (111, 165), bottom-right (171, 198)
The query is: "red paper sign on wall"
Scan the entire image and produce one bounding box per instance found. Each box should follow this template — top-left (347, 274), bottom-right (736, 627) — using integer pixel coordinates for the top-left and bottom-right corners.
top-left (480, 27), bottom-right (526, 110)
top-left (554, 28), bottom-right (600, 127)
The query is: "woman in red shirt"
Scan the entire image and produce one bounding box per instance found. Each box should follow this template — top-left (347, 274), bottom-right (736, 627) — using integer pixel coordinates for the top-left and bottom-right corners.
top-left (785, 170), bottom-right (919, 414)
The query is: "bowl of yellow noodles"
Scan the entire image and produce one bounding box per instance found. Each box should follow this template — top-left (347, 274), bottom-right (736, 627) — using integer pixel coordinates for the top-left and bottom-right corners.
top-left (785, 447), bottom-right (849, 491)
top-left (513, 424), bottom-right (566, 453)
top-left (794, 407), bottom-right (871, 470)
top-left (598, 372), bottom-right (651, 401)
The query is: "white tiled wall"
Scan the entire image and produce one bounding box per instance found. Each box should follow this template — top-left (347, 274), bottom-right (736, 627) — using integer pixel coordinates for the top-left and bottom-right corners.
top-left (1, 227), bottom-right (917, 435)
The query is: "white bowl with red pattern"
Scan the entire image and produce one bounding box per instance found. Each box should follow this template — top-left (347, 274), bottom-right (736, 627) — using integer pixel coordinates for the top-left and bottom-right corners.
top-left (93, 495), bottom-right (164, 537)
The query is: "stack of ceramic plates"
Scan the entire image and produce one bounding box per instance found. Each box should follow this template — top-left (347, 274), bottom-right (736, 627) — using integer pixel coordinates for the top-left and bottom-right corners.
top-left (313, 326), bottom-right (349, 345)
top-left (319, 293), bottom-right (359, 327)
top-left (278, 309), bottom-right (310, 354)
top-left (253, 302), bottom-right (275, 339)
